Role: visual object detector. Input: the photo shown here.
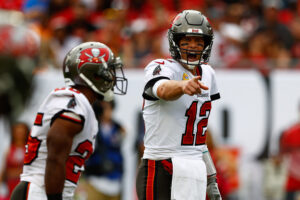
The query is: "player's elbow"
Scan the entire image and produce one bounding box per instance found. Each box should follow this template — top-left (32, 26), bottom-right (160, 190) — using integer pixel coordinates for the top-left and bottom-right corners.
top-left (157, 86), bottom-right (171, 100)
top-left (157, 87), bottom-right (180, 101)
top-left (156, 85), bottom-right (165, 99)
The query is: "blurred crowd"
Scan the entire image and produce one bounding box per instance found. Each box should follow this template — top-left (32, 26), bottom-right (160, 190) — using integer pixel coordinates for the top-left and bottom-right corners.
top-left (0, 0), bottom-right (299, 75)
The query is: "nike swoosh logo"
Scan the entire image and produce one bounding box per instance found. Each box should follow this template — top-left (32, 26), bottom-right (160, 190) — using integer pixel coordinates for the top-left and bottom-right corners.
top-left (155, 61), bottom-right (164, 65)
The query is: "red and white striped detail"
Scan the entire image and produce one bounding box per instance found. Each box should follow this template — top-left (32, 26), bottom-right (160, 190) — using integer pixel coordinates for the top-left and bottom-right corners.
top-left (60, 112), bottom-right (82, 123)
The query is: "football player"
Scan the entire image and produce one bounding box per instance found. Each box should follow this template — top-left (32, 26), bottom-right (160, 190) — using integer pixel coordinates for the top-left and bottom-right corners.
top-left (136, 10), bottom-right (222, 200)
top-left (11, 42), bottom-right (127, 200)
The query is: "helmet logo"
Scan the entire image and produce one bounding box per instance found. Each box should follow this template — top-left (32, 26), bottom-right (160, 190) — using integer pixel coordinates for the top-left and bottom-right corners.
top-left (187, 28), bottom-right (203, 33)
top-left (78, 48), bottom-right (109, 69)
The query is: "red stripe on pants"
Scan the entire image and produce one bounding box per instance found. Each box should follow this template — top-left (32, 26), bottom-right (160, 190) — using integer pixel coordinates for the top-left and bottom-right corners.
top-left (146, 160), bottom-right (156, 200)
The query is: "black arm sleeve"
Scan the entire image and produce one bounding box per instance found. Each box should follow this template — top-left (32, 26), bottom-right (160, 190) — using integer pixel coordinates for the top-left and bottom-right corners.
top-left (142, 76), bottom-right (170, 101)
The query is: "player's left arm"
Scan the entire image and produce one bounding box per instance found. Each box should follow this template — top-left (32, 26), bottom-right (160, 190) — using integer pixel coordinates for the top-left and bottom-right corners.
top-left (203, 146), bottom-right (222, 200)
top-left (45, 116), bottom-right (83, 200)
top-left (204, 66), bottom-right (221, 199)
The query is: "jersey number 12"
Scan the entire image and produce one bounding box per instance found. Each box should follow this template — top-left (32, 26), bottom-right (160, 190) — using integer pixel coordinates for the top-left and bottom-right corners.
top-left (181, 101), bottom-right (211, 145)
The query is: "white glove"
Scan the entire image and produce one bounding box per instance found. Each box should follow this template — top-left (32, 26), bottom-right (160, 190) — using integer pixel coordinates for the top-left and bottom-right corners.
top-left (207, 175), bottom-right (222, 200)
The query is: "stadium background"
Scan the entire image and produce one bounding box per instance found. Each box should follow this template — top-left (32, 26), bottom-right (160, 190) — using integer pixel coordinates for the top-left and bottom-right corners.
top-left (0, 0), bottom-right (300, 200)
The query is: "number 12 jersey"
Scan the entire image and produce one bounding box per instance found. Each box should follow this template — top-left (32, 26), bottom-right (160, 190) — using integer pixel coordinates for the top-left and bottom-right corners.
top-left (142, 59), bottom-right (220, 160)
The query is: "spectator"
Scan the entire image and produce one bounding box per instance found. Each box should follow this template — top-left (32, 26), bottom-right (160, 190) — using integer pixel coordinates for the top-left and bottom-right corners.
top-left (79, 100), bottom-right (126, 200)
top-left (263, 134), bottom-right (288, 200)
top-left (0, 19), bottom-right (40, 200)
top-left (264, 32), bottom-right (292, 70)
top-left (91, 8), bottom-right (125, 55)
top-left (122, 18), bottom-right (152, 68)
top-left (289, 16), bottom-right (300, 68)
top-left (22, 0), bottom-right (50, 22)
top-left (0, 122), bottom-right (29, 200)
top-left (0, 0), bottom-right (23, 10)
top-left (217, 2), bottom-right (248, 69)
top-left (256, 1), bottom-right (294, 50)
top-left (0, 22), bottom-right (40, 120)
top-left (206, 129), bottom-right (240, 200)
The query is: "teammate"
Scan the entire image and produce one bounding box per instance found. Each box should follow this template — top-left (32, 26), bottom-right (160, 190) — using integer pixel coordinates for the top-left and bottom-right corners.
top-left (136, 10), bottom-right (222, 200)
top-left (11, 42), bottom-right (127, 200)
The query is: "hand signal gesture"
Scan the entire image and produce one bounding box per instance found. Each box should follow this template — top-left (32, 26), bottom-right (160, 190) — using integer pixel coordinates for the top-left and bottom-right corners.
top-left (181, 76), bottom-right (209, 96)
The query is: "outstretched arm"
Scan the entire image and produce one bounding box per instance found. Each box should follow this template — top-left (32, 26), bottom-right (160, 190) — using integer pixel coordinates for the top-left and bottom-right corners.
top-left (156, 76), bottom-right (209, 101)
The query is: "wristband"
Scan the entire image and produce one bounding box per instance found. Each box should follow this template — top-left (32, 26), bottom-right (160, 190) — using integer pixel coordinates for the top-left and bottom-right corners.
top-left (47, 193), bottom-right (62, 200)
top-left (207, 174), bottom-right (217, 185)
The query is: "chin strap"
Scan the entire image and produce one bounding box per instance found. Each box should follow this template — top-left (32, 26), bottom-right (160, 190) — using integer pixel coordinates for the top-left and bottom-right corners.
top-left (102, 90), bottom-right (114, 101)
top-left (79, 73), bottom-right (114, 101)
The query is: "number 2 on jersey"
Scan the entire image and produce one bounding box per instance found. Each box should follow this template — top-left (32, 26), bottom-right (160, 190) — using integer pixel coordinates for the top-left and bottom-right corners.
top-left (66, 140), bottom-right (93, 184)
top-left (24, 135), bottom-right (42, 165)
top-left (181, 101), bottom-right (211, 145)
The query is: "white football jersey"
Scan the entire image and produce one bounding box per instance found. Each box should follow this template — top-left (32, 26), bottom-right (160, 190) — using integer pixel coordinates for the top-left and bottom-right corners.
top-left (142, 59), bottom-right (220, 160)
top-left (20, 87), bottom-right (98, 198)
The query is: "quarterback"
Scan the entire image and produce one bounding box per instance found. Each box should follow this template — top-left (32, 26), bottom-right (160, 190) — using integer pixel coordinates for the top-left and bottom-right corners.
top-left (11, 42), bottom-right (127, 200)
top-left (136, 10), bottom-right (222, 200)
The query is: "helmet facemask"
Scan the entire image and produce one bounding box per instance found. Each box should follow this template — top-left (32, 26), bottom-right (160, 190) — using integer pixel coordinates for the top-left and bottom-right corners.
top-left (79, 57), bottom-right (128, 101)
top-left (111, 57), bottom-right (128, 96)
top-left (179, 47), bottom-right (204, 70)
